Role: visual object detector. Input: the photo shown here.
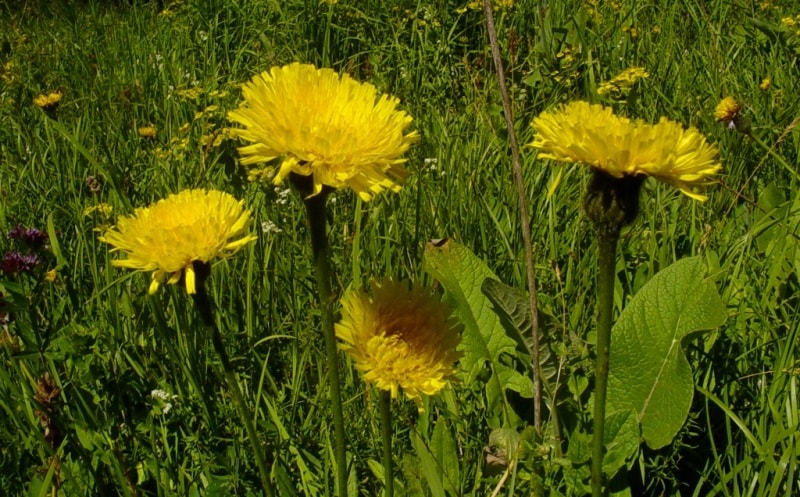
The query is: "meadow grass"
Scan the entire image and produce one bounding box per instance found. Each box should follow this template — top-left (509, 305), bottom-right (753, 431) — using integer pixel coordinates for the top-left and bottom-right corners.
top-left (1, 0), bottom-right (799, 495)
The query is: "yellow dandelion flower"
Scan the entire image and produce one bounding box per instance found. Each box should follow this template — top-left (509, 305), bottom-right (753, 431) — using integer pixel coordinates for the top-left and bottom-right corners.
top-left (529, 101), bottom-right (721, 201)
top-left (99, 189), bottom-right (256, 295)
top-left (335, 279), bottom-right (462, 411)
top-left (33, 91), bottom-right (63, 110)
top-left (45, 269), bottom-right (57, 282)
top-left (138, 126), bottom-right (157, 139)
top-left (714, 96), bottom-right (741, 124)
top-left (759, 78), bottom-right (771, 90)
top-left (227, 63), bottom-right (419, 201)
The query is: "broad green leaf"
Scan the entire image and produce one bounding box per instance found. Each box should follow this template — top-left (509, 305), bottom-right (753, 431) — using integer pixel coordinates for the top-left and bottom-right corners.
top-left (602, 409), bottom-right (638, 474)
top-left (423, 240), bottom-right (528, 419)
top-left (607, 257), bottom-right (726, 449)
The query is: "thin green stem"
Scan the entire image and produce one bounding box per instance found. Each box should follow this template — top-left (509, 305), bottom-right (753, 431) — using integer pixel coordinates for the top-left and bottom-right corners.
top-left (192, 271), bottom-right (275, 497)
top-left (304, 191), bottom-right (348, 496)
top-left (481, 0), bottom-right (542, 433)
top-left (591, 230), bottom-right (619, 497)
top-left (379, 390), bottom-right (394, 497)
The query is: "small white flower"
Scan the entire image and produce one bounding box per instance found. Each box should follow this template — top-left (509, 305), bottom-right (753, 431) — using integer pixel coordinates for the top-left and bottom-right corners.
top-left (261, 220), bottom-right (282, 234)
top-left (274, 186), bottom-right (291, 205)
top-left (151, 389), bottom-right (170, 401)
top-left (150, 389), bottom-right (178, 415)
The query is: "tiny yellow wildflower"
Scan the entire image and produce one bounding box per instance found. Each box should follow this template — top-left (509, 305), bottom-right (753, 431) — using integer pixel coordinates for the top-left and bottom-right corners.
top-left (137, 126), bottom-right (157, 139)
top-left (33, 91), bottom-right (63, 111)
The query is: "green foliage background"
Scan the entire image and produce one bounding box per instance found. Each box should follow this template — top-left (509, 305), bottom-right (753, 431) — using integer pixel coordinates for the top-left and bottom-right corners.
top-left (1, 0), bottom-right (799, 495)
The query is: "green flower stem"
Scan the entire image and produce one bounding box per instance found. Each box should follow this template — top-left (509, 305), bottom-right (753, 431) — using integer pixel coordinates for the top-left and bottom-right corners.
top-left (303, 191), bottom-right (348, 497)
top-left (191, 268), bottom-right (275, 497)
top-left (379, 390), bottom-right (394, 497)
top-left (591, 229), bottom-right (619, 497)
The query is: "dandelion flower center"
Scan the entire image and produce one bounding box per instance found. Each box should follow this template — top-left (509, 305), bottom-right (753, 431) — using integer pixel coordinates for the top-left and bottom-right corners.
top-left (335, 279), bottom-right (462, 411)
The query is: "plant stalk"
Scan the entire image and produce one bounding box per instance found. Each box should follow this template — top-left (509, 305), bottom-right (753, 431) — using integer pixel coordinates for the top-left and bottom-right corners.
top-left (481, 0), bottom-right (543, 433)
top-left (590, 230), bottom-right (619, 497)
top-left (303, 191), bottom-right (349, 496)
top-left (379, 390), bottom-right (394, 497)
top-left (191, 269), bottom-right (275, 497)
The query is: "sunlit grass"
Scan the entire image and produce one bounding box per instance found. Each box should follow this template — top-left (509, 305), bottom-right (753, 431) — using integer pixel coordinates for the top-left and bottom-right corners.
top-left (1, 0), bottom-right (799, 495)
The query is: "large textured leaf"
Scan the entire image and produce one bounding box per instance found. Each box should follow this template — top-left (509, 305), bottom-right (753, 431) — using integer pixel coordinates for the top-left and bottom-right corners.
top-left (607, 257), bottom-right (726, 449)
top-left (423, 240), bottom-right (531, 419)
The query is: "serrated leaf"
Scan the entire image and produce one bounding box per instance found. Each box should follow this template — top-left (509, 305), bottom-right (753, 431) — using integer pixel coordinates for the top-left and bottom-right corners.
top-left (607, 257), bottom-right (726, 449)
top-left (481, 278), bottom-right (559, 386)
top-left (423, 240), bottom-right (526, 420)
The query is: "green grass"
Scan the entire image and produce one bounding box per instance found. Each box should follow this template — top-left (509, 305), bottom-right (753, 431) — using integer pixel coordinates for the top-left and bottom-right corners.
top-left (1, 0), bottom-right (799, 495)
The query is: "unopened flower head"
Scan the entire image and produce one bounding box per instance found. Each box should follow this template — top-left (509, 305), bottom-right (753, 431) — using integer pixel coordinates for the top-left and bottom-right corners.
top-left (529, 101), bottom-right (721, 201)
top-left (228, 63), bottom-right (419, 201)
top-left (335, 279), bottom-right (462, 411)
top-left (99, 189), bottom-right (256, 295)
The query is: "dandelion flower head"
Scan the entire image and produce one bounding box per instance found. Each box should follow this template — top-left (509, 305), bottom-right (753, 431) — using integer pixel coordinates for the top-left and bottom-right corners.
top-left (529, 101), bottom-right (721, 201)
top-left (335, 279), bottom-right (462, 411)
top-left (99, 189), bottom-right (256, 295)
top-left (228, 63), bottom-right (419, 201)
